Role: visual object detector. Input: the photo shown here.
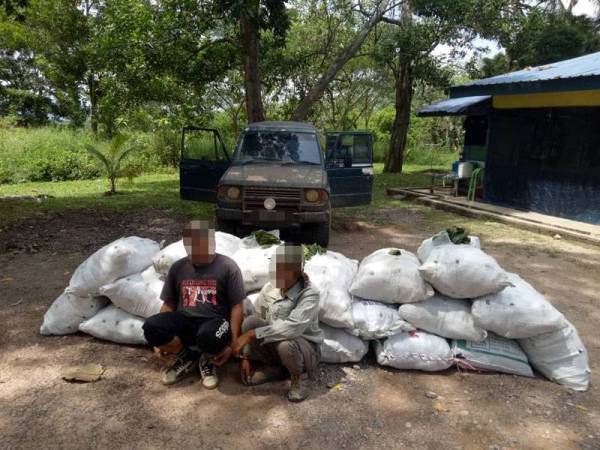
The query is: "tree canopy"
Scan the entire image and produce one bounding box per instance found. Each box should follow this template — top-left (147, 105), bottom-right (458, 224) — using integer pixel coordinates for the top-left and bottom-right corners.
top-left (1, 0), bottom-right (598, 171)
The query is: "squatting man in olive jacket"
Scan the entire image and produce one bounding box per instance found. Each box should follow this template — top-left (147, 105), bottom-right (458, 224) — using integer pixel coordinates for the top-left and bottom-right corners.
top-left (232, 243), bottom-right (323, 402)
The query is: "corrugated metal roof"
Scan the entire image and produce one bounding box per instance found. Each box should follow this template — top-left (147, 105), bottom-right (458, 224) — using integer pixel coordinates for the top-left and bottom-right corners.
top-left (417, 95), bottom-right (491, 117)
top-left (458, 51), bottom-right (600, 87)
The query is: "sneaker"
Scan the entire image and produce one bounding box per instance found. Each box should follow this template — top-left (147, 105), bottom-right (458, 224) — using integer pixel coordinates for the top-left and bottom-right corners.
top-left (246, 366), bottom-right (287, 386)
top-left (161, 350), bottom-right (198, 385)
top-left (199, 354), bottom-right (219, 389)
top-left (287, 374), bottom-right (309, 403)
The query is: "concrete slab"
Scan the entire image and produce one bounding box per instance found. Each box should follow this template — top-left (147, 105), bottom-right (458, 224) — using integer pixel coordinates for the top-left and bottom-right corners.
top-left (387, 187), bottom-right (600, 245)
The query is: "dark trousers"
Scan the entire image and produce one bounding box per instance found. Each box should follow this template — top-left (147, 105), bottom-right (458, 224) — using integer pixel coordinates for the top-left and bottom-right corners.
top-left (242, 316), bottom-right (320, 376)
top-left (143, 312), bottom-right (231, 356)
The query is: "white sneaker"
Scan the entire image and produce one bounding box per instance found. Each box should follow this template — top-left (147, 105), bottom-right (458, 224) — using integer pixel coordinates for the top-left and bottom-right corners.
top-left (161, 351), bottom-right (197, 385)
top-left (199, 354), bottom-right (219, 389)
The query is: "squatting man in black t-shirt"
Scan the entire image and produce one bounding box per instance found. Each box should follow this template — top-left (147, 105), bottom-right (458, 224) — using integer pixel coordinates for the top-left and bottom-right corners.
top-left (143, 220), bottom-right (246, 389)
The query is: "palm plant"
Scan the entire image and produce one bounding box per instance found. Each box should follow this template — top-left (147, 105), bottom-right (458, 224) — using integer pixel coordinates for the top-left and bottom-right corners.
top-left (85, 134), bottom-right (136, 195)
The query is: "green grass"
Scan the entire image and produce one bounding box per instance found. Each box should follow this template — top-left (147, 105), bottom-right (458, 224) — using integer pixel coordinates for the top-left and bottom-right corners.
top-left (0, 172), bottom-right (214, 225)
top-left (0, 163), bottom-right (442, 226)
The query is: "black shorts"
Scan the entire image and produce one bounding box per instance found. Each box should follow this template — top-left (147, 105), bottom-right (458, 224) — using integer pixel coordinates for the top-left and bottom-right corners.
top-left (143, 312), bottom-right (231, 355)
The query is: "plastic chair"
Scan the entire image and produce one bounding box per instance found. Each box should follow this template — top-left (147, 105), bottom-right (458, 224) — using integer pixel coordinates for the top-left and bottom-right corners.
top-left (468, 167), bottom-right (484, 201)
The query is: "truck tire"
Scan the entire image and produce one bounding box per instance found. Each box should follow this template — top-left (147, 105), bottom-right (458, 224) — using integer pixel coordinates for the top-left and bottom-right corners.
top-left (216, 218), bottom-right (239, 236)
top-left (304, 221), bottom-right (330, 248)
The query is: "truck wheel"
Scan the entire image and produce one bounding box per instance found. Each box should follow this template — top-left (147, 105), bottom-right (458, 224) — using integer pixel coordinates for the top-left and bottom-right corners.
top-left (216, 218), bottom-right (238, 236)
top-left (305, 222), bottom-right (330, 248)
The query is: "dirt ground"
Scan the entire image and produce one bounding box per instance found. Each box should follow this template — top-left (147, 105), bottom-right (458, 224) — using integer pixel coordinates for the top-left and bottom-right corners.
top-left (1, 207), bottom-right (599, 450)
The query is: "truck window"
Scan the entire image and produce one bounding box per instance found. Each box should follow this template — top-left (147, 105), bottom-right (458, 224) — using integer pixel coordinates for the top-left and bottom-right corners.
top-left (327, 133), bottom-right (371, 166)
top-left (183, 130), bottom-right (226, 161)
top-left (234, 131), bottom-right (321, 164)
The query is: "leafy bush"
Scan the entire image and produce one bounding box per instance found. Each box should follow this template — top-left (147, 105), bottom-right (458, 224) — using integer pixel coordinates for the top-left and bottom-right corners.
top-left (0, 127), bottom-right (101, 183)
top-left (0, 126), bottom-right (175, 184)
top-left (370, 106), bottom-right (461, 167)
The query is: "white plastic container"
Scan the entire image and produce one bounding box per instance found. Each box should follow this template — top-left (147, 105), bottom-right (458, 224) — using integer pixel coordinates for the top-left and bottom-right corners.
top-left (457, 161), bottom-right (474, 179)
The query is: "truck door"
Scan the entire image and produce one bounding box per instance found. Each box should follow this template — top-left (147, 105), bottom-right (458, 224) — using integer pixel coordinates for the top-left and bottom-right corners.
top-left (325, 132), bottom-right (374, 207)
top-left (179, 127), bottom-right (231, 202)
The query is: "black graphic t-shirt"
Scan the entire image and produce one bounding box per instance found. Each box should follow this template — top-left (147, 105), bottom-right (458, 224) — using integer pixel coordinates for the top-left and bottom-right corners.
top-left (160, 254), bottom-right (246, 319)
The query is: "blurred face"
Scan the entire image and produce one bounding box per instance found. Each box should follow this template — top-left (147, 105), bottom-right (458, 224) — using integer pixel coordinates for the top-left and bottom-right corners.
top-left (271, 245), bottom-right (303, 290)
top-left (183, 220), bottom-right (216, 266)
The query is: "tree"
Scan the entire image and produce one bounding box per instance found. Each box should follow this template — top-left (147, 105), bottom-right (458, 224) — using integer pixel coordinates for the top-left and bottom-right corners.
top-left (374, 0), bottom-right (482, 173)
top-left (290, 0), bottom-right (397, 121)
top-left (466, 52), bottom-right (510, 79)
top-left (505, 10), bottom-right (600, 68)
top-left (212, 0), bottom-right (290, 123)
top-left (85, 134), bottom-right (135, 194)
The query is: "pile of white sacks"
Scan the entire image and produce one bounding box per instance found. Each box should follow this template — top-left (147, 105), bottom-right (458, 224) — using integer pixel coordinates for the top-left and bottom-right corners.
top-left (40, 230), bottom-right (591, 391)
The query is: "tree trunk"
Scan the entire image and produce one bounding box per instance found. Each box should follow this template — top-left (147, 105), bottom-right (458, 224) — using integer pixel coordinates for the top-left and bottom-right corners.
top-left (384, 57), bottom-right (413, 173)
top-left (88, 74), bottom-right (98, 135)
top-left (290, 0), bottom-right (390, 122)
top-left (240, 1), bottom-right (266, 124)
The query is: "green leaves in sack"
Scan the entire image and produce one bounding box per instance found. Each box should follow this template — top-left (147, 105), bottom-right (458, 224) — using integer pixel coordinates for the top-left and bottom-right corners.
top-left (252, 230), bottom-right (281, 247)
top-left (302, 243), bottom-right (326, 261)
top-left (446, 227), bottom-right (471, 245)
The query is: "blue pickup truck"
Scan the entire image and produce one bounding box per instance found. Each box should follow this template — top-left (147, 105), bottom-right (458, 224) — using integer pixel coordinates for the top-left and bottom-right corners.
top-left (179, 121), bottom-right (374, 246)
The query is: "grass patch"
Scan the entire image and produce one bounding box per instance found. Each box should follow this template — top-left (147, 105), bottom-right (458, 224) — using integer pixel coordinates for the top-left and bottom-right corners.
top-left (0, 163), bottom-right (450, 227)
top-left (0, 172), bottom-right (213, 226)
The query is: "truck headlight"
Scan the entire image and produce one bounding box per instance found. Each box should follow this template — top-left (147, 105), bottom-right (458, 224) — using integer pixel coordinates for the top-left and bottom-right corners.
top-left (227, 186), bottom-right (241, 200)
top-left (305, 189), bottom-right (320, 202)
top-left (217, 185), bottom-right (241, 201)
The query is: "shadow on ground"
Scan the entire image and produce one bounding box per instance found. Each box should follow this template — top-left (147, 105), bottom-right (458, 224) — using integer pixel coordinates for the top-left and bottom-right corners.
top-left (1, 209), bottom-right (599, 450)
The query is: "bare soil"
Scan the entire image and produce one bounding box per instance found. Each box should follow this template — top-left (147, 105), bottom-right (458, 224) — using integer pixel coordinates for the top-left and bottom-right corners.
top-left (1, 208), bottom-right (599, 450)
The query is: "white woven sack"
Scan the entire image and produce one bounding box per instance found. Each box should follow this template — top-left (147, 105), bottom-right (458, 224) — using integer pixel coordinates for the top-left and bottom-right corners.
top-left (375, 330), bottom-right (453, 371)
top-left (519, 321), bottom-right (590, 391)
top-left (40, 291), bottom-right (109, 335)
top-left (417, 231), bottom-right (481, 263)
top-left (215, 231), bottom-right (243, 256)
top-left (304, 250), bottom-right (358, 329)
top-left (68, 236), bottom-right (160, 296)
top-left (152, 232), bottom-right (242, 275)
top-left (152, 240), bottom-right (185, 275)
top-left (418, 245), bottom-right (510, 299)
top-left (472, 273), bottom-right (568, 339)
top-left (399, 295), bottom-right (487, 342)
top-left (451, 333), bottom-right (534, 377)
top-left (349, 248), bottom-right (434, 304)
top-left (231, 244), bottom-right (278, 293)
top-left (99, 266), bottom-right (164, 318)
top-left (351, 299), bottom-right (415, 340)
top-left (320, 324), bottom-right (369, 364)
top-left (79, 305), bottom-right (147, 345)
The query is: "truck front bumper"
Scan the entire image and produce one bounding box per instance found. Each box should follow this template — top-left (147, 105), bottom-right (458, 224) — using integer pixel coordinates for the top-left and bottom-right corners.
top-left (217, 207), bottom-right (329, 226)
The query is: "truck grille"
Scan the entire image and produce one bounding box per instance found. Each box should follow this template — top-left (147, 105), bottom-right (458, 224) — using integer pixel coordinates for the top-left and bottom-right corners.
top-left (243, 187), bottom-right (302, 211)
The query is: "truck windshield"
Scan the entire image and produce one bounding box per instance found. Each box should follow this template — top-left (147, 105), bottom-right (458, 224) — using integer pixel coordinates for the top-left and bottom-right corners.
top-left (234, 131), bottom-right (321, 165)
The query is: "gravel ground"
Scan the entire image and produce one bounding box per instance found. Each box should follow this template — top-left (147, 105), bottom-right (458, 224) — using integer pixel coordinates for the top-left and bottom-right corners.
top-left (0, 209), bottom-right (599, 450)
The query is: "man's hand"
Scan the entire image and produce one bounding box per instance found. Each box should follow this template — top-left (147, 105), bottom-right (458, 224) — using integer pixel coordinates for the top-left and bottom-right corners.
top-left (212, 346), bottom-right (233, 367)
top-left (232, 329), bottom-right (256, 355)
top-left (240, 359), bottom-right (252, 385)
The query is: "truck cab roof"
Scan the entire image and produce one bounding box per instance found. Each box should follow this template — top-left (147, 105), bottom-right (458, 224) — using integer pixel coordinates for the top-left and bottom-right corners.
top-left (245, 121), bottom-right (318, 133)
